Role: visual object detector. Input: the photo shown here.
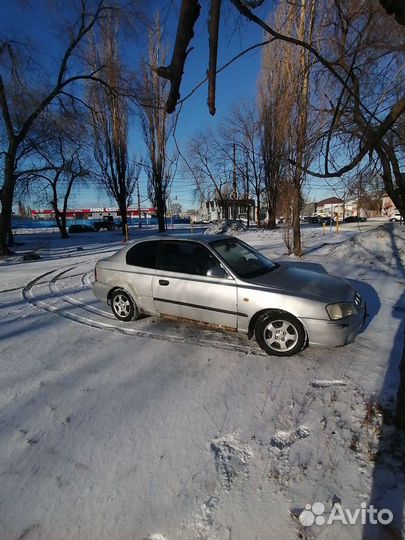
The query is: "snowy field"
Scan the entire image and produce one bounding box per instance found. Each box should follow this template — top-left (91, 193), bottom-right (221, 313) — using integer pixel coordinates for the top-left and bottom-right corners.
top-left (0, 220), bottom-right (404, 540)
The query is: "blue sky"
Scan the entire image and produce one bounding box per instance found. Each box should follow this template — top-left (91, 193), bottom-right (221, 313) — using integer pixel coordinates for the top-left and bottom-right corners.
top-left (125, 0), bottom-right (274, 210)
top-left (0, 0), bottom-right (335, 210)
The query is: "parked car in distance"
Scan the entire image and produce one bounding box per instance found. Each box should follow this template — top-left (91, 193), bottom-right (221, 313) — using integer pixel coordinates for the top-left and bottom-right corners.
top-left (68, 224), bottom-right (94, 233)
top-left (343, 216), bottom-right (367, 223)
top-left (239, 216), bottom-right (248, 225)
top-left (302, 216), bottom-right (319, 224)
top-left (92, 235), bottom-right (366, 357)
top-left (92, 216), bottom-right (118, 231)
top-left (389, 212), bottom-right (402, 222)
top-left (319, 216), bottom-right (335, 225)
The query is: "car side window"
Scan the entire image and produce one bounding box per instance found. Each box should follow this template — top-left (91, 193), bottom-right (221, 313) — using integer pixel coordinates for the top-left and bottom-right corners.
top-left (158, 241), bottom-right (219, 276)
top-left (126, 241), bottom-right (158, 269)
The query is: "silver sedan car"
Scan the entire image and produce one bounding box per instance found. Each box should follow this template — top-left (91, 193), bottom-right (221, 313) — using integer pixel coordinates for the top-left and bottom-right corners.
top-left (92, 234), bottom-right (366, 357)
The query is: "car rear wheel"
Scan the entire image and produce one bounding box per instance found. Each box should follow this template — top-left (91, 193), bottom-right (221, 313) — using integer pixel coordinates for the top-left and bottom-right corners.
top-left (110, 289), bottom-right (140, 322)
top-left (255, 311), bottom-right (306, 357)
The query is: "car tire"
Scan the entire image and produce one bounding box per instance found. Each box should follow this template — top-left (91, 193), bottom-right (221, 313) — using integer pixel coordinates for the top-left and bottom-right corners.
top-left (110, 289), bottom-right (140, 322)
top-left (255, 311), bottom-right (306, 357)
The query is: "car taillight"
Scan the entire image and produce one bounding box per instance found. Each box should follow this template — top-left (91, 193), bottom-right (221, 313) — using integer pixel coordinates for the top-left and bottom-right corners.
top-left (94, 267), bottom-right (98, 282)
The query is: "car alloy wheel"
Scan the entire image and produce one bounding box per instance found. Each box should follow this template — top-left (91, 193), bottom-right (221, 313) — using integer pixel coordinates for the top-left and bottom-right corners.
top-left (255, 311), bottom-right (306, 357)
top-left (110, 289), bottom-right (139, 322)
top-left (263, 319), bottom-right (299, 351)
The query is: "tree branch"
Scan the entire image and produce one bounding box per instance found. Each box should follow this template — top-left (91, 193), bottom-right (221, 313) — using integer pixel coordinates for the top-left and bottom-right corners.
top-left (230, 0), bottom-right (397, 134)
top-left (156, 0), bottom-right (201, 113)
top-left (207, 0), bottom-right (222, 115)
top-left (291, 95), bottom-right (405, 178)
top-left (0, 74), bottom-right (15, 141)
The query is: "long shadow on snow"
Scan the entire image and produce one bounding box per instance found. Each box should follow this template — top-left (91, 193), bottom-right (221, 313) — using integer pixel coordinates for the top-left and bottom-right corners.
top-left (362, 225), bottom-right (405, 539)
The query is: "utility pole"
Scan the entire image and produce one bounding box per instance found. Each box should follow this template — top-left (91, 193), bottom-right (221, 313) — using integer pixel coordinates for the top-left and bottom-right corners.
top-left (137, 179), bottom-right (142, 229)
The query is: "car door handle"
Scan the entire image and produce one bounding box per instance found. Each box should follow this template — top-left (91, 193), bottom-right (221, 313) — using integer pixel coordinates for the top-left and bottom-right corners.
top-left (159, 279), bottom-right (169, 286)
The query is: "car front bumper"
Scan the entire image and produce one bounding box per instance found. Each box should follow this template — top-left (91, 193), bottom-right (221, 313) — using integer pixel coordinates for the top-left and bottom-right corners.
top-left (301, 304), bottom-right (366, 347)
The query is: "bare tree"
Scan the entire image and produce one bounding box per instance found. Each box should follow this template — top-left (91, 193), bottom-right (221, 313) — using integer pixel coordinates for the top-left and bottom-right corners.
top-left (314, 0), bottom-right (405, 429)
top-left (310, 1), bottom-right (405, 215)
top-left (139, 17), bottom-right (175, 233)
top-left (222, 103), bottom-right (264, 226)
top-left (188, 129), bottom-right (234, 218)
top-left (0, 1), bottom-right (138, 255)
top-left (41, 147), bottom-right (89, 239)
top-left (257, 0), bottom-right (318, 249)
top-left (18, 112), bottom-right (91, 238)
top-left (88, 12), bottom-right (138, 236)
top-left (158, 0), bottom-right (404, 179)
top-left (258, 21), bottom-right (294, 230)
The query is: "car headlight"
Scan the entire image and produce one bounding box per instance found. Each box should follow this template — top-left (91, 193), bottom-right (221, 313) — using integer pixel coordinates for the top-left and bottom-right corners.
top-left (326, 302), bottom-right (355, 320)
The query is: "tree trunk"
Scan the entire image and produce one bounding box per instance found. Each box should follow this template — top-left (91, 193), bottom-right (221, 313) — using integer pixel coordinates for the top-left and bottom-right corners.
top-left (155, 185), bottom-right (166, 233)
top-left (256, 194), bottom-right (261, 227)
top-left (52, 181), bottom-right (69, 239)
top-left (0, 144), bottom-right (18, 254)
top-left (120, 204), bottom-right (128, 236)
top-left (292, 183), bottom-right (302, 256)
top-left (291, 0), bottom-right (315, 257)
top-left (267, 213), bottom-right (277, 229)
top-left (137, 182), bottom-right (142, 228)
top-left (7, 223), bottom-right (14, 247)
top-left (266, 193), bottom-right (277, 229)
top-left (60, 213), bottom-right (69, 239)
top-left (55, 212), bottom-right (69, 239)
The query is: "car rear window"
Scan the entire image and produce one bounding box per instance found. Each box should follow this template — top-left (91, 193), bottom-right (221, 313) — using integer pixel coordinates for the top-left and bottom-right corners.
top-left (126, 241), bottom-right (158, 269)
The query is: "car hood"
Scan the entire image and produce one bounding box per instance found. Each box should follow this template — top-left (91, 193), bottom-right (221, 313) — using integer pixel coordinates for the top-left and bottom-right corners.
top-left (244, 264), bottom-right (355, 303)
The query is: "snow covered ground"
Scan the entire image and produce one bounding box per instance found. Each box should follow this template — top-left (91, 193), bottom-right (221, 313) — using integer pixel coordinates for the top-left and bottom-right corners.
top-left (0, 221), bottom-right (404, 540)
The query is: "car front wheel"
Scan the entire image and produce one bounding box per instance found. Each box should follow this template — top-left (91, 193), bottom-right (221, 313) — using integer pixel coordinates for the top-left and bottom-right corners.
top-left (110, 289), bottom-right (140, 322)
top-left (255, 311), bottom-right (306, 357)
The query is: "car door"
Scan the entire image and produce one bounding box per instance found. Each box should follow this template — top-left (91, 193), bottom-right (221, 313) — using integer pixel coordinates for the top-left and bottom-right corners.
top-left (152, 240), bottom-right (238, 328)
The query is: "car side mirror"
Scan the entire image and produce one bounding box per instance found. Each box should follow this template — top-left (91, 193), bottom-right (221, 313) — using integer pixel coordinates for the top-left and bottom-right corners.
top-left (206, 266), bottom-right (227, 279)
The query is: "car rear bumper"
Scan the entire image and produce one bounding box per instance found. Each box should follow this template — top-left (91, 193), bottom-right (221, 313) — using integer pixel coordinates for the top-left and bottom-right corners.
top-left (92, 281), bottom-right (110, 304)
top-left (301, 304), bottom-right (366, 347)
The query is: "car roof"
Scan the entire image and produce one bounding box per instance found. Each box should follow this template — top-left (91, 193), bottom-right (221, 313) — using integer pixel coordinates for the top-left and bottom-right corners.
top-left (108, 233), bottom-right (232, 261)
top-left (130, 233), bottom-right (231, 245)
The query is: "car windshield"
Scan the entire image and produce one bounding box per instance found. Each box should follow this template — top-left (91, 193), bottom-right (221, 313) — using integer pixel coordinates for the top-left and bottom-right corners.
top-left (210, 238), bottom-right (277, 279)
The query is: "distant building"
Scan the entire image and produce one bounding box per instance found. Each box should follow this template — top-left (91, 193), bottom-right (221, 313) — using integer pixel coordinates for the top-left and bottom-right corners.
top-left (315, 197), bottom-right (344, 218)
top-left (313, 194), bottom-right (386, 219)
top-left (30, 206), bottom-right (155, 220)
top-left (194, 199), bottom-right (255, 222)
top-left (381, 193), bottom-right (397, 217)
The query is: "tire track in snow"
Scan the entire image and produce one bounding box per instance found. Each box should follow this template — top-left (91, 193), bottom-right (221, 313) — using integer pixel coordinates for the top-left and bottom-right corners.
top-left (22, 266), bottom-right (266, 356)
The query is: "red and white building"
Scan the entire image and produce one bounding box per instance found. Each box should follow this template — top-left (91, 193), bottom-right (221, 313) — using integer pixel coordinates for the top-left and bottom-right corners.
top-left (30, 207), bottom-right (156, 220)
